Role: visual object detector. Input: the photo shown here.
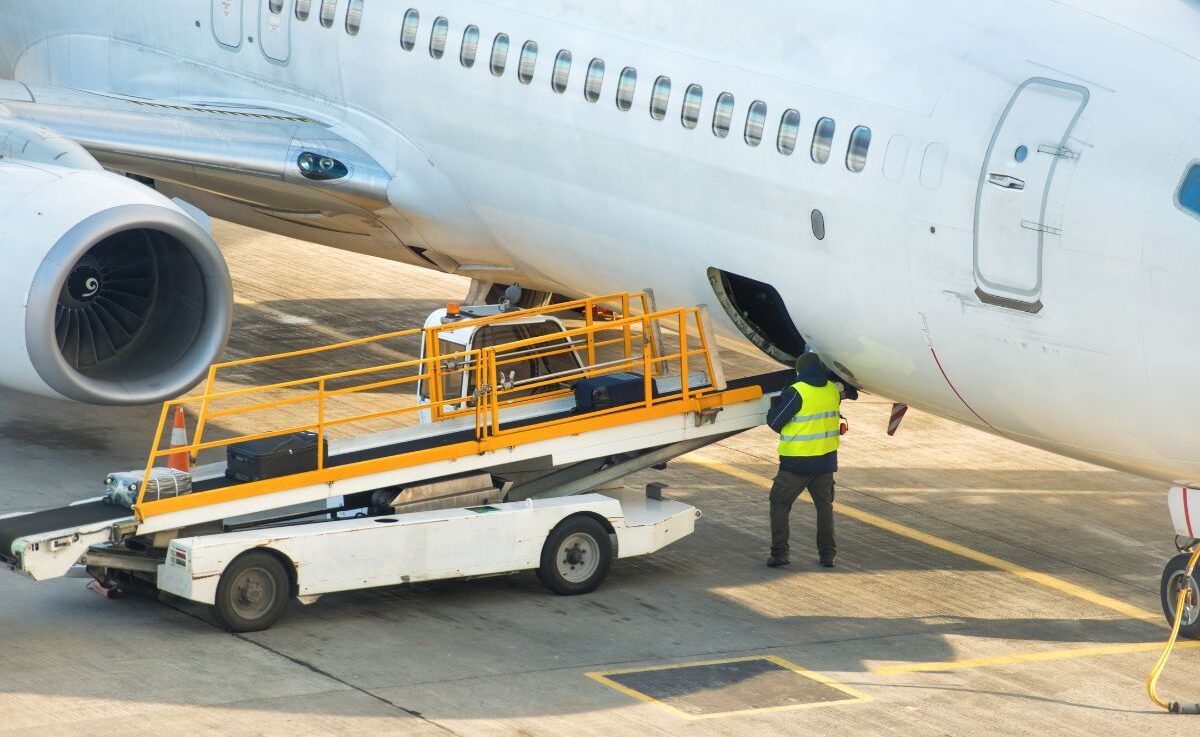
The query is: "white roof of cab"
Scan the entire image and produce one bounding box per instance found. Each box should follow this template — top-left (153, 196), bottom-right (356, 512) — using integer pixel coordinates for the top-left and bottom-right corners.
top-left (424, 308), bottom-right (568, 346)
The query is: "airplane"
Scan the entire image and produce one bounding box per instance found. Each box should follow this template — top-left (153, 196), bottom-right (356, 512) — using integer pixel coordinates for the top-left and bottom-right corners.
top-left (0, 1), bottom-right (1197, 501)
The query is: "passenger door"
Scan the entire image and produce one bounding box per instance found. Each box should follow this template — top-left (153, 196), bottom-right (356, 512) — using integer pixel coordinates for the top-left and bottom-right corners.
top-left (212, 0), bottom-right (244, 48)
top-left (974, 78), bottom-right (1088, 312)
top-left (260, 0), bottom-right (292, 63)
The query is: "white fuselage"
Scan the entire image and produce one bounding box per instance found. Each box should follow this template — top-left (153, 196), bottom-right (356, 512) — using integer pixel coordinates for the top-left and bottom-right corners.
top-left (3, 0), bottom-right (1199, 481)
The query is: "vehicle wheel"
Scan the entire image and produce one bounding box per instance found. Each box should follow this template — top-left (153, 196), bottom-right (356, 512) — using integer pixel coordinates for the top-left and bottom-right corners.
top-left (1161, 553), bottom-right (1200, 639)
top-left (213, 551), bottom-right (290, 633)
top-left (538, 516), bottom-right (612, 596)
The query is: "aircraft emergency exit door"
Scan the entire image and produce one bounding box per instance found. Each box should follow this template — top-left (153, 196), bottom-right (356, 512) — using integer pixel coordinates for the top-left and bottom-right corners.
top-left (260, 0), bottom-right (292, 62)
top-left (212, 0), bottom-right (244, 48)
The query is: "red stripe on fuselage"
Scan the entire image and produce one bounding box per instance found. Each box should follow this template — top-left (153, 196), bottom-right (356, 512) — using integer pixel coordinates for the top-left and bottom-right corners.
top-left (928, 346), bottom-right (999, 434)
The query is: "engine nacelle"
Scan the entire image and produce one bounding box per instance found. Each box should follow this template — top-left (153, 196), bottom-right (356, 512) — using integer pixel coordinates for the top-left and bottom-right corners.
top-left (0, 162), bottom-right (232, 405)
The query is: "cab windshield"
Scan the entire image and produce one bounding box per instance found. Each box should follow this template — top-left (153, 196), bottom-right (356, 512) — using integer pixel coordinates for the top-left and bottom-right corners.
top-left (418, 322), bottom-right (580, 403)
top-left (467, 322), bottom-right (580, 399)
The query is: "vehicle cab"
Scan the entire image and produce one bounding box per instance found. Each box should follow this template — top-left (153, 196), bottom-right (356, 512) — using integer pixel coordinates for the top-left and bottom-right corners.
top-left (416, 302), bottom-right (584, 423)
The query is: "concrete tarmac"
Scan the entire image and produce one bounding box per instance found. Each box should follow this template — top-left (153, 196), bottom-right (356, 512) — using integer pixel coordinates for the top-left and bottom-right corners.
top-left (0, 222), bottom-right (1197, 736)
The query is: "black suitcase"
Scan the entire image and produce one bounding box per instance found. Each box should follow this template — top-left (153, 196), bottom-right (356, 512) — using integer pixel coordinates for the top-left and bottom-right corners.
top-left (225, 431), bottom-right (326, 483)
top-left (574, 372), bottom-right (657, 412)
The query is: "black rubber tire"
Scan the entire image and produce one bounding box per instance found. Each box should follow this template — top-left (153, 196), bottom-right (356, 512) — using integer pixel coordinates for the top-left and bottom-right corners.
top-left (538, 515), bottom-right (613, 596)
top-left (213, 551), bottom-right (291, 633)
top-left (1161, 553), bottom-right (1200, 639)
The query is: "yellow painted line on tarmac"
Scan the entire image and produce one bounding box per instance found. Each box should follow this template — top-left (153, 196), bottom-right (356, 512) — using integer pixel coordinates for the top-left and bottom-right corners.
top-left (685, 455), bottom-right (1160, 623)
top-left (872, 640), bottom-right (1200, 675)
top-left (587, 655), bottom-right (869, 720)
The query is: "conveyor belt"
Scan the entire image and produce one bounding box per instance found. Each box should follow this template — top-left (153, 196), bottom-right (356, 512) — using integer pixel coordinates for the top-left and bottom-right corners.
top-left (190, 370), bottom-right (794, 495)
top-left (190, 408), bottom-right (579, 493)
top-left (0, 502), bottom-right (127, 559)
top-left (729, 369), bottom-right (792, 394)
top-left (1, 370), bottom-right (796, 551)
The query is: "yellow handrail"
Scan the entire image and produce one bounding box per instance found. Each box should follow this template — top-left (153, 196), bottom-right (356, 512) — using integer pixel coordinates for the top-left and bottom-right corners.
top-left (317, 378), bottom-right (326, 471)
top-left (134, 294), bottom-right (722, 516)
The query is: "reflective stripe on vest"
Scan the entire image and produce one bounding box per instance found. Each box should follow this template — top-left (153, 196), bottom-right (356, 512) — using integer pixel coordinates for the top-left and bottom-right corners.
top-left (778, 380), bottom-right (841, 457)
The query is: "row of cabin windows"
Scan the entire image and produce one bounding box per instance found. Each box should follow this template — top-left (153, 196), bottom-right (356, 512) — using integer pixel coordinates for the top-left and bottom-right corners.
top-left (394, 8), bottom-right (872, 172)
top-left (289, 0), bottom-right (364, 36)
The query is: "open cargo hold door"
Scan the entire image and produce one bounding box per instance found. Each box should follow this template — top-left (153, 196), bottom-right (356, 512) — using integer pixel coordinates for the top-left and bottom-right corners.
top-left (707, 268), bottom-right (805, 365)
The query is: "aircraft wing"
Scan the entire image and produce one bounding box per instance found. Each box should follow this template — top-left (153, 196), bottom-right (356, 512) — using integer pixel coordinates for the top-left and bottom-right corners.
top-left (0, 80), bottom-right (392, 215)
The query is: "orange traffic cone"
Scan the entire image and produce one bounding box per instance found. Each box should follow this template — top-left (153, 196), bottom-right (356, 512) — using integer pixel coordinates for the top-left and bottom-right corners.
top-left (167, 406), bottom-right (191, 472)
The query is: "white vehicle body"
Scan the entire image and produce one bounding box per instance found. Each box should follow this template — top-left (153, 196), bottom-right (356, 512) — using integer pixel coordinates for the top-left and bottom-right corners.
top-left (0, 3), bottom-right (1195, 482)
top-left (158, 490), bottom-right (698, 606)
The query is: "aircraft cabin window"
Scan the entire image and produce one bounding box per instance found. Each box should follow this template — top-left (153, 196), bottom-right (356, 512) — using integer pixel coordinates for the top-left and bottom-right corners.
top-left (777, 109), bottom-right (801, 155)
top-left (345, 0), bottom-right (363, 36)
top-left (616, 67), bottom-right (637, 111)
top-left (745, 100), bottom-right (767, 146)
top-left (584, 59), bottom-right (605, 102)
top-left (811, 117), bottom-right (836, 164)
top-left (490, 33), bottom-right (510, 76)
top-left (712, 92), bottom-right (734, 138)
top-left (1177, 164), bottom-right (1200, 218)
top-left (269, 0), bottom-right (284, 14)
top-left (319, 0), bottom-right (336, 28)
top-left (518, 41), bottom-right (537, 84)
top-left (295, 0), bottom-right (311, 21)
top-left (846, 125), bottom-right (872, 172)
top-left (430, 17), bottom-right (448, 58)
top-left (681, 84), bottom-right (702, 129)
top-left (400, 9), bottom-right (418, 50)
top-left (460, 25), bottom-right (480, 68)
top-left (650, 76), bottom-right (671, 121)
top-left (552, 50), bottom-right (572, 94)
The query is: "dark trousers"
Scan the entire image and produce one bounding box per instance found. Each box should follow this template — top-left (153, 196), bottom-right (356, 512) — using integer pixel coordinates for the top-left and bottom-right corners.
top-left (769, 470), bottom-right (835, 560)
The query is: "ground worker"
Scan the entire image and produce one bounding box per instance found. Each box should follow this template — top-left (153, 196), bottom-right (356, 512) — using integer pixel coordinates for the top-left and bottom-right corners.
top-left (765, 351), bottom-right (845, 569)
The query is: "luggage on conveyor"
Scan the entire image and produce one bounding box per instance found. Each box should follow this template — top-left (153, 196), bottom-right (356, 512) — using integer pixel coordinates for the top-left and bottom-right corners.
top-left (225, 431), bottom-right (325, 483)
top-left (104, 468), bottom-right (192, 508)
top-left (574, 372), bottom-right (657, 412)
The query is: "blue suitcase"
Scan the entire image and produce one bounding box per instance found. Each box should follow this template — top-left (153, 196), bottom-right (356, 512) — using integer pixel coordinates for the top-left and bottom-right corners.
top-left (574, 372), bottom-right (657, 412)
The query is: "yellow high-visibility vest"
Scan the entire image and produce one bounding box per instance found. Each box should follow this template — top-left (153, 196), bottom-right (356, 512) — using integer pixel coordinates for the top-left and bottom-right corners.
top-left (777, 380), bottom-right (841, 457)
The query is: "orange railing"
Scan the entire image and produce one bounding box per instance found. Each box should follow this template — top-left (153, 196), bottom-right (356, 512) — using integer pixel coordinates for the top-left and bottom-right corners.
top-left (134, 292), bottom-right (722, 519)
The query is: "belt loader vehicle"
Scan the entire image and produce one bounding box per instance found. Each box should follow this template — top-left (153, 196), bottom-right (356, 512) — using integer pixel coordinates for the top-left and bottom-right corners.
top-left (0, 292), bottom-right (790, 631)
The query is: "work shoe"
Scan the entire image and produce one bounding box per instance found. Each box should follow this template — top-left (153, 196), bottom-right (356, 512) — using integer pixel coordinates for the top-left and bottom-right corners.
top-left (819, 557), bottom-right (835, 568)
top-left (766, 556), bottom-right (791, 568)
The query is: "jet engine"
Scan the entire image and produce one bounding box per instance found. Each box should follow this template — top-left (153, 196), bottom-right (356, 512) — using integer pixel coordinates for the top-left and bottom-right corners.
top-left (0, 163), bottom-right (232, 405)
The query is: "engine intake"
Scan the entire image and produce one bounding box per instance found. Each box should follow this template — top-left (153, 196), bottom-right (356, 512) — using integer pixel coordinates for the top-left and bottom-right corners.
top-left (0, 164), bottom-right (232, 405)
